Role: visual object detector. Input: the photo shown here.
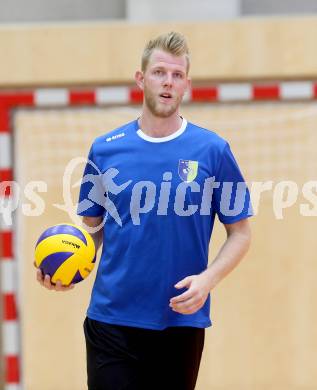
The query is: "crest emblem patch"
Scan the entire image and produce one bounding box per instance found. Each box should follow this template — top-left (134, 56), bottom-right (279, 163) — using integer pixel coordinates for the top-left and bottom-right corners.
top-left (178, 160), bottom-right (198, 183)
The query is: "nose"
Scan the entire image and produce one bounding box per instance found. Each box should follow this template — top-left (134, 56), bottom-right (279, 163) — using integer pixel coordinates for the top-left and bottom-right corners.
top-left (163, 72), bottom-right (173, 87)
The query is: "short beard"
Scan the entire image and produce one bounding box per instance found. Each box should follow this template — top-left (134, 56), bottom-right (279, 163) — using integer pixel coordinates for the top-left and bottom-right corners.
top-left (144, 88), bottom-right (180, 118)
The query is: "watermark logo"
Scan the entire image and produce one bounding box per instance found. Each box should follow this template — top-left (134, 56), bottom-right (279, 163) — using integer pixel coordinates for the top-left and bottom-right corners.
top-left (1, 156), bottom-right (317, 229)
top-left (56, 158), bottom-right (250, 227)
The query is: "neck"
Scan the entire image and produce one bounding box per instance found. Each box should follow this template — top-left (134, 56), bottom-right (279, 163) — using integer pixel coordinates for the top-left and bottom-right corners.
top-left (138, 107), bottom-right (182, 138)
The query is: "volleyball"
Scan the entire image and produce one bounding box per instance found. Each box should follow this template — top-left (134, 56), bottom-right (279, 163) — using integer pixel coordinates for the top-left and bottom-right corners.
top-left (35, 223), bottom-right (96, 285)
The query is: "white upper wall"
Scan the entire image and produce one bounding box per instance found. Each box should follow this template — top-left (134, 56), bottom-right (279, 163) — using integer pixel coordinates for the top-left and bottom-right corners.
top-left (1, 0), bottom-right (317, 24)
top-left (127, 0), bottom-right (240, 22)
top-left (241, 0), bottom-right (317, 15)
top-left (0, 0), bottom-right (125, 23)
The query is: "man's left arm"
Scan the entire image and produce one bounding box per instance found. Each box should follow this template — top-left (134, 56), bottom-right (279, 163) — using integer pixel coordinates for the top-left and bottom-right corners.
top-left (169, 218), bottom-right (251, 314)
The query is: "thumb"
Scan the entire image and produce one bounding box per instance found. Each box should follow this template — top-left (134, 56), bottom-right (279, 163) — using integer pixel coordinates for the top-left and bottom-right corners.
top-left (174, 276), bottom-right (193, 289)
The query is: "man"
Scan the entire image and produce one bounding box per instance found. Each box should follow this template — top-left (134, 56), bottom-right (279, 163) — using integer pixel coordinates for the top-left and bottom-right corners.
top-left (37, 32), bottom-right (252, 390)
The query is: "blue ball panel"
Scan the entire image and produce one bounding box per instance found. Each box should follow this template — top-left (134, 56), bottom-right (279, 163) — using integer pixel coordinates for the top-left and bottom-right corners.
top-left (72, 270), bottom-right (84, 284)
top-left (36, 224), bottom-right (87, 246)
top-left (40, 251), bottom-right (73, 277)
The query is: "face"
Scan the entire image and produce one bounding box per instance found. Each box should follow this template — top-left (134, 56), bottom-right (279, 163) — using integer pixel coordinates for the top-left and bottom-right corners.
top-left (135, 49), bottom-right (190, 118)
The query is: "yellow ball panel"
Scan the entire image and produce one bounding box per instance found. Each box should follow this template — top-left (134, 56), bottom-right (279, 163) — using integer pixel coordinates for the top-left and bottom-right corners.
top-left (51, 254), bottom-right (81, 285)
top-left (78, 257), bottom-right (95, 279)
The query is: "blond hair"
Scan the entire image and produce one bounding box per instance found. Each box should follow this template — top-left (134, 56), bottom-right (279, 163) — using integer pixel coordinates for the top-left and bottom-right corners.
top-left (141, 31), bottom-right (190, 73)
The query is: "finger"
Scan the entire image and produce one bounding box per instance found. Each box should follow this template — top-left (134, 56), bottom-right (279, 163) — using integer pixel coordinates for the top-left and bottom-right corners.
top-left (172, 306), bottom-right (200, 315)
top-left (170, 296), bottom-right (196, 311)
top-left (36, 268), bottom-right (42, 280)
top-left (43, 274), bottom-right (53, 290)
top-left (57, 281), bottom-right (75, 291)
top-left (55, 280), bottom-right (63, 291)
top-left (36, 269), bottom-right (44, 284)
top-left (60, 282), bottom-right (73, 291)
top-left (170, 290), bottom-right (193, 304)
top-left (174, 276), bottom-right (193, 289)
top-left (172, 302), bottom-right (201, 315)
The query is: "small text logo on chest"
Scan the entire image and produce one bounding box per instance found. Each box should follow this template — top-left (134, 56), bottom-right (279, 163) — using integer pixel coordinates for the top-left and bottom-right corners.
top-left (106, 132), bottom-right (126, 142)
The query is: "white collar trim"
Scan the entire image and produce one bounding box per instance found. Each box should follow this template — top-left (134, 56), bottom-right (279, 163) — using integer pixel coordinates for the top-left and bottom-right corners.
top-left (136, 118), bottom-right (187, 143)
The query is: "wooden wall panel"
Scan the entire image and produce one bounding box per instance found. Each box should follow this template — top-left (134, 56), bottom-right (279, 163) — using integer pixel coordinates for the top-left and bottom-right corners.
top-left (1, 17), bottom-right (317, 87)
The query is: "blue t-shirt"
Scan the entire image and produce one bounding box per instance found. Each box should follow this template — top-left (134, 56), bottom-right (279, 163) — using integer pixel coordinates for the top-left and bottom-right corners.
top-left (77, 118), bottom-right (252, 330)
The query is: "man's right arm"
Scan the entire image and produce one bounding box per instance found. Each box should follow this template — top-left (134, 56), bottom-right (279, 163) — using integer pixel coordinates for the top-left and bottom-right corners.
top-left (35, 216), bottom-right (104, 292)
top-left (82, 215), bottom-right (104, 252)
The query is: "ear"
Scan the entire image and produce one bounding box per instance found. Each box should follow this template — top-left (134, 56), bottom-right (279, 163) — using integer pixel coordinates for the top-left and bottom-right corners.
top-left (186, 77), bottom-right (192, 93)
top-left (183, 77), bottom-right (191, 100)
top-left (135, 70), bottom-right (144, 91)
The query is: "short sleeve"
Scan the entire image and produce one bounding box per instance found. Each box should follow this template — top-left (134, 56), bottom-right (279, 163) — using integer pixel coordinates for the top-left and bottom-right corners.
top-left (212, 143), bottom-right (253, 224)
top-left (77, 145), bottom-right (106, 217)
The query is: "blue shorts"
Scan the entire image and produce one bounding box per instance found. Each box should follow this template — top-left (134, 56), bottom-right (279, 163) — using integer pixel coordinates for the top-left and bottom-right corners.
top-left (84, 317), bottom-right (205, 390)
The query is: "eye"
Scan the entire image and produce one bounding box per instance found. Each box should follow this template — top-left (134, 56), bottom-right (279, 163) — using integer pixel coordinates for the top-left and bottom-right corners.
top-left (154, 69), bottom-right (163, 76)
top-left (174, 72), bottom-right (184, 79)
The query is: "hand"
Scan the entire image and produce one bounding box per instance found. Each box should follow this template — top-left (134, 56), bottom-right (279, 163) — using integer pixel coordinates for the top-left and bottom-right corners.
top-left (169, 274), bottom-right (211, 315)
top-left (35, 262), bottom-right (75, 292)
